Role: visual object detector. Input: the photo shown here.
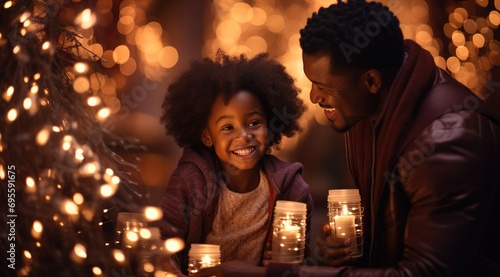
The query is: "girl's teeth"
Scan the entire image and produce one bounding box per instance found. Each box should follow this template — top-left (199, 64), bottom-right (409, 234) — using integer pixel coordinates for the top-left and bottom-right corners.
top-left (233, 148), bottom-right (254, 155)
top-left (325, 108), bottom-right (336, 112)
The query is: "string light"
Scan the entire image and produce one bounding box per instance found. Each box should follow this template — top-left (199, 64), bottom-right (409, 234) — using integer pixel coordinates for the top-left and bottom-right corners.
top-left (31, 221), bottom-right (43, 239)
top-left (2, 1), bottom-right (495, 276)
top-left (87, 96), bottom-right (101, 106)
top-left (144, 206), bottom-right (163, 221)
top-left (6, 108), bottom-right (18, 122)
top-left (63, 200), bottom-right (79, 215)
top-left (113, 249), bottom-right (126, 263)
top-left (92, 267), bottom-right (103, 276)
top-left (74, 62), bottom-right (89, 74)
top-left (97, 107), bottom-right (110, 121)
top-left (76, 9), bottom-right (96, 29)
top-left (24, 250), bottom-right (32, 259)
top-left (26, 176), bottom-right (36, 193)
top-left (3, 86), bottom-right (14, 102)
top-left (4, 1), bottom-right (13, 9)
top-left (165, 237), bottom-right (185, 254)
top-left (73, 243), bottom-right (88, 259)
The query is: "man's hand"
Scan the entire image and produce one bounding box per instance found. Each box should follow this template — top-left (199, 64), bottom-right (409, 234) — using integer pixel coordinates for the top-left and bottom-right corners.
top-left (318, 223), bottom-right (352, 267)
top-left (192, 261), bottom-right (266, 277)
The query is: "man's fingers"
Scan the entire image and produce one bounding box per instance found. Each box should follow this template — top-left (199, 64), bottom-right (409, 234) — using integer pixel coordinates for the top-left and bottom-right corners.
top-left (320, 223), bottom-right (331, 239)
top-left (319, 244), bottom-right (351, 257)
top-left (317, 235), bottom-right (350, 248)
top-left (193, 267), bottom-right (217, 277)
top-left (323, 255), bottom-right (352, 267)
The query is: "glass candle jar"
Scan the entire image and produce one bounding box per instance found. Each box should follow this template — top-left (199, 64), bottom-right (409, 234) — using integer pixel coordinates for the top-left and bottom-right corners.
top-left (187, 244), bottom-right (221, 276)
top-left (327, 189), bottom-right (363, 258)
top-left (136, 227), bottom-right (164, 277)
top-left (271, 200), bottom-right (307, 264)
top-left (114, 212), bottom-right (147, 249)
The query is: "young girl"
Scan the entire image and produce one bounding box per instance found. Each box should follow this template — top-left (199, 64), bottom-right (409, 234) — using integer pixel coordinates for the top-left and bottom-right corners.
top-left (158, 52), bottom-right (313, 276)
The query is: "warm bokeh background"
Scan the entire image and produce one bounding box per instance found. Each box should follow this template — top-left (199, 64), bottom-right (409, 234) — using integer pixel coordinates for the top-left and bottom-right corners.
top-left (69, 0), bottom-right (500, 246)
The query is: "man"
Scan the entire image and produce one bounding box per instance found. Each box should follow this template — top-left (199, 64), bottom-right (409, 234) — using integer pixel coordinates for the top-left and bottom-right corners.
top-left (195, 1), bottom-right (500, 276)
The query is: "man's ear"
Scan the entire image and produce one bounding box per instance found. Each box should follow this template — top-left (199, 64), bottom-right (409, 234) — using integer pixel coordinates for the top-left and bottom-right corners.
top-left (362, 69), bottom-right (382, 94)
top-left (201, 129), bottom-right (213, 147)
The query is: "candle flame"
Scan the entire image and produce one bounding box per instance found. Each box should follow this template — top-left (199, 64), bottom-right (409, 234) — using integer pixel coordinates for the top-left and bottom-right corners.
top-left (201, 255), bottom-right (212, 265)
top-left (342, 204), bottom-right (349, 215)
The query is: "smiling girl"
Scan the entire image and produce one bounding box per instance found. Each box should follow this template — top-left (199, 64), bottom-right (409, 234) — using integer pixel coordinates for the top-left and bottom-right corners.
top-left (158, 52), bottom-right (313, 276)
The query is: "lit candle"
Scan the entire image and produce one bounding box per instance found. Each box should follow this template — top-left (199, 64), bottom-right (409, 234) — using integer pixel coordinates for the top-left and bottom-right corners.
top-left (333, 215), bottom-right (355, 238)
top-left (188, 244), bottom-right (221, 275)
top-left (279, 224), bottom-right (300, 241)
top-left (332, 204), bottom-right (357, 251)
top-left (200, 254), bottom-right (213, 269)
top-left (328, 189), bottom-right (364, 257)
top-left (272, 201), bottom-right (307, 263)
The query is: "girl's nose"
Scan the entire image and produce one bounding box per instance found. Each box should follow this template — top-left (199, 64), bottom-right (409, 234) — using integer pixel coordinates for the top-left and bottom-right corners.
top-left (236, 129), bottom-right (252, 141)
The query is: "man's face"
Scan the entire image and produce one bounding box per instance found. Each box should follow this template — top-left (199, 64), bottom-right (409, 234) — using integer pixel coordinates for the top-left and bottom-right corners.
top-left (302, 52), bottom-right (381, 133)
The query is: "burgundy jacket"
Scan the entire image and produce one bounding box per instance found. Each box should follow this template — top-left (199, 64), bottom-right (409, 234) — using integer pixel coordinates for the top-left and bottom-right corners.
top-left (159, 146), bottom-right (313, 276)
top-left (267, 41), bottom-right (500, 276)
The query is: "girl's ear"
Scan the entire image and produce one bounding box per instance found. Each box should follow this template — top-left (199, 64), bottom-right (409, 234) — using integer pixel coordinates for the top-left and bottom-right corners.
top-left (201, 129), bottom-right (213, 147)
top-left (361, 69), bottom-right (382, 94)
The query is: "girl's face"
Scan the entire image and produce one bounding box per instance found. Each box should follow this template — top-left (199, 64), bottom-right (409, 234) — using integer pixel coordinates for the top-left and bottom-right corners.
top-left (201, 90), bottom-right (269, 172)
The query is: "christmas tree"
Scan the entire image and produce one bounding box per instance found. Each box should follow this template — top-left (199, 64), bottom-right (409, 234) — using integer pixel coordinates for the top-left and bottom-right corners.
top-left (0, 1), bottom-right (157, 276)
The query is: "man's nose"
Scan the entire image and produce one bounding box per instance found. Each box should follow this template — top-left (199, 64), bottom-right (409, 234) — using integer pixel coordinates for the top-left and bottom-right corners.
top-left (309, 86), bottom-right (324, 104)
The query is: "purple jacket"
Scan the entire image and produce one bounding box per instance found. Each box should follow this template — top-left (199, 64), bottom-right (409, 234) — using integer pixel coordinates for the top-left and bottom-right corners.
top-left (159, 146), bottom-right (313, 275)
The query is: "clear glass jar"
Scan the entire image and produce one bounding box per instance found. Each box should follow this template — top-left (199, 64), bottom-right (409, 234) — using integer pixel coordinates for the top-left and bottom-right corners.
top-left (327, 189), bottom-right (363, 257)
top-left (271, 200), bottom-right (307, 264)
top-left (135, 227), bottom-right (164, 277)
top-left (114, 212), bottom-right (146, 249)
top-left (187, 244), bottom-right (221, 276)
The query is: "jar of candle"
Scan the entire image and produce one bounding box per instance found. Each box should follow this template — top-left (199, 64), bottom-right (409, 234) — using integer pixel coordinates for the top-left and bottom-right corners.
top-left (327, 189), bottom-right (363, 257)
top-left (114, 212), bottom-right (147, 249)
top-left (187, 244), bottom-right (221, 276)
top-left (271, 200), bottom-right (307, 264)
top-left (135, 227), bottom-right (164, 277)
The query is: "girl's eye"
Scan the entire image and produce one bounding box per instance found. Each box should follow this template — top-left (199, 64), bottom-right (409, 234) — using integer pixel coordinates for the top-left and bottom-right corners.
top-left (221, 125), bottom-right (233, 131)
top-left (249, 120), bottom-right (261, 127)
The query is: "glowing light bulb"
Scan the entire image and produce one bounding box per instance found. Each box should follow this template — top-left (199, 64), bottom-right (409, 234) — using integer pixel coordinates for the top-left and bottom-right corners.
top-left (73, 193), bottom-right (84, 205)
top-left (20, 12), bottom-right (30, 23)
top-left (144, 206), bottom-right (163, 221)
top-left (87, 96), bottom-right (101, 106)
top-left (74, 62), bottom-right (88, 74)
top-left (97, 107), bottom-right (110, 120)
top-left (113, 249), bottom-right (125, 262)
top-left (42, 41), bottom-right (51, 51)
top-left (63, 200), bottom-right (79, 215)
top-left (23, 97), bottom-right (32, 110)
top-left (26, 176), bottom-right (36, 192)
top-left (7, 109), bottom-right (17, 122)
top-left (76, 9), bottom-right (96, 29)
top-left (165, 237), bottom-right (185, 254)
top-left (3, 86), bottom-right (14, 102)
top-left (74, 243), bottom-right (87, 258)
